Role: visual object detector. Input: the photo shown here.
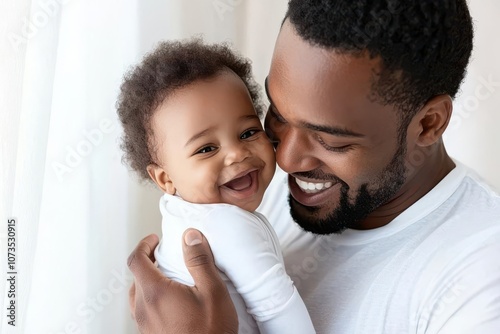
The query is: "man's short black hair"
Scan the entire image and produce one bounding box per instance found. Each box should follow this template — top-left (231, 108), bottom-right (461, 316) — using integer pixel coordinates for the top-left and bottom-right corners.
top-left (116, 39), bottom-right (264, 180)
top-left (286, 0), bottom-right (474, 125)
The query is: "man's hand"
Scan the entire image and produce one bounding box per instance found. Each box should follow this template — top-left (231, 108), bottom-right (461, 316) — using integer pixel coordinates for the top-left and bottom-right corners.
top-left (128, 229), bottom-right (238, 334)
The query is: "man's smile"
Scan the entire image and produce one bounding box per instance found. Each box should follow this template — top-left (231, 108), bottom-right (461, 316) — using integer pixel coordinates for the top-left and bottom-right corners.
top-left (294, 177), bottom-right (335, 194)
top-left (288, 175), bottom-right (341, 207)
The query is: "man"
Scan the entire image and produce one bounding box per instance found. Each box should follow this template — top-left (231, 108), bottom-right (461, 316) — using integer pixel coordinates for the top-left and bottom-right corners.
top-left (128, 0), bottom-right (500, 333)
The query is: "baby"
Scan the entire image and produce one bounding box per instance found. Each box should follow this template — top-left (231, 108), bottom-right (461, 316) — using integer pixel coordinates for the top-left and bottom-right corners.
top-left (117, 40), bottom-right (315, 334)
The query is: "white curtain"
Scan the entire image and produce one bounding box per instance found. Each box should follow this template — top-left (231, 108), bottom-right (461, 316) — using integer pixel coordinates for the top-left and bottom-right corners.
top-left (1, 1), bottom-right (288, 333)
top-left (0, 0), bottom-right (498, 333)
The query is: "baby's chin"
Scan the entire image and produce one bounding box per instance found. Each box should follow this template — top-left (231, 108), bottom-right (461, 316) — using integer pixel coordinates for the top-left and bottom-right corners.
top-left (223, 196), bottom-right (263, 212)
top-left (178, 192), bottom-right (263, 212)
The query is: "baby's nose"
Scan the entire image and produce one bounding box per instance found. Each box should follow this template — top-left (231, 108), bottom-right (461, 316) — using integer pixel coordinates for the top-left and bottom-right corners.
top-left (225, 143), bottom-right (251, 165)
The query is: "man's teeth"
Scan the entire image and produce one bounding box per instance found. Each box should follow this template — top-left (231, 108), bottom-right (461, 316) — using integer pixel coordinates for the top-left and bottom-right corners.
top-left (295, 178), bottom-right (334, 194)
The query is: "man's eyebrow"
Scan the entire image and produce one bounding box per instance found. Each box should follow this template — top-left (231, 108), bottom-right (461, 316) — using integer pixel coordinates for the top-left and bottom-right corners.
top-left (184, 128), bottom-right (214, 147)
top-left (264, 78), bottom-right (364, 138)
top-left (300, 122), bottom-right (364, 138)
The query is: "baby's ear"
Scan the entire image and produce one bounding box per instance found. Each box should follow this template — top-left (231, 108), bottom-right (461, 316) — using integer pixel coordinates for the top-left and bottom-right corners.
top-left (147, 164), bottom-right (176, 194)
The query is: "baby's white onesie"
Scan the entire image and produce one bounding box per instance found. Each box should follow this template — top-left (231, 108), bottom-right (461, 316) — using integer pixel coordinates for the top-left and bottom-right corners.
top-left (154, 193), bottom-right (315, 334)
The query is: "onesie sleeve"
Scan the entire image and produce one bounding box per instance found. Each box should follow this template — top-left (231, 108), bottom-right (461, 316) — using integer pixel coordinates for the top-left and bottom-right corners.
top-left (199, 206), bottom-right (316, 334)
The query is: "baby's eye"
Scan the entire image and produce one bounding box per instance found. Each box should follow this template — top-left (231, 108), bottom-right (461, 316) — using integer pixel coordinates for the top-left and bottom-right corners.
top-left (195, 146), bottom-right (217, 154)
top-left (240, 129), bottom-right (259, 140)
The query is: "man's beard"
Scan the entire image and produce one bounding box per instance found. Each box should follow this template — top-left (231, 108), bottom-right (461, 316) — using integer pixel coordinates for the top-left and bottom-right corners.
top-left (289, 143), bottom-right (408, 235)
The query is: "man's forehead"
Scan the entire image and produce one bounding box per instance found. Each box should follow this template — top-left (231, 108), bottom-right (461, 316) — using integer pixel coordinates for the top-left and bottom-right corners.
top-left (269, 31), bottom-right (388, 123)
top-left (272, 21), bottom-right (377, 80)
top-left (266, 23), bottom-right (399, 137)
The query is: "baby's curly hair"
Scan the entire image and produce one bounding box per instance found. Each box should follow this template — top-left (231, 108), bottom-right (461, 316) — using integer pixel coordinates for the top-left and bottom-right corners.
top-left (286, 0), bottom-right (474, 129)
top-left (116, 39), bottom-right (265, 180)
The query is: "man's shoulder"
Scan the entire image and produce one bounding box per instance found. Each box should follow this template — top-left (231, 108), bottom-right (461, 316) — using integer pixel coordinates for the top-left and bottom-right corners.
top-left (417, 163), bottom-right (500, 263)
top-left (423, 161), bottom-right (500, 220)
top-left (452, 163), bottom-right (500, 218)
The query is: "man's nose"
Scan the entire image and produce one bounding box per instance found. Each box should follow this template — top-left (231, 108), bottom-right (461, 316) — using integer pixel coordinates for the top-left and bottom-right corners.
top-left (274, 127), bottom-right (320, 173)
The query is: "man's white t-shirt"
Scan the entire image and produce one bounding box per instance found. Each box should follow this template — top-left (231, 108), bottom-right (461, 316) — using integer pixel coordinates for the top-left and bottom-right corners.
top-left (258, 161), bottom-right (500, 333)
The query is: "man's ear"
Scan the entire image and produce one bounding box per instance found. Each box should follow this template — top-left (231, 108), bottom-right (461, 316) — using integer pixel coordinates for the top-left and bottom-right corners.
top-left (411, 95), bottom-right (453, 147)
top-left (147, 164), bottom-right (176, 194)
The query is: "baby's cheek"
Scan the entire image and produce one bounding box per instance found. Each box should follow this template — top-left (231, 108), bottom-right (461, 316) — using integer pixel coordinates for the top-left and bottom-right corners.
top-left (258, 137), bottom-right (276, 157)
top-left (263, 141), bottom-right (277, 165)
top-left (179, 174), bottom-right (220, 204)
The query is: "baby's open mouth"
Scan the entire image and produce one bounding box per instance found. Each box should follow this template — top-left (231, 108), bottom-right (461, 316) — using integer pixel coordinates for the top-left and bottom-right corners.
top-left (223, 173), bottom-right (253, 191)
top-left (220, 169), bottom-right (260, 201)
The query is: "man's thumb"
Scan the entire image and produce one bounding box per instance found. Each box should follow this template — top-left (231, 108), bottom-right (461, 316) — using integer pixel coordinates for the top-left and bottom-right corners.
top-left (182, 229), bottom-right (223, 290)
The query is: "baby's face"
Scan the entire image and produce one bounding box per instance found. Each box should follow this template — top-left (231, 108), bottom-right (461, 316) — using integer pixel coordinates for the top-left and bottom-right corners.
top-left (148, 70), bottom-right (276, 212)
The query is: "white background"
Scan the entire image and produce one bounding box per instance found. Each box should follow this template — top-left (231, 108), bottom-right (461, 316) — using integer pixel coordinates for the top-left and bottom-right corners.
top-left (0, 1), bottom-right (498, 333)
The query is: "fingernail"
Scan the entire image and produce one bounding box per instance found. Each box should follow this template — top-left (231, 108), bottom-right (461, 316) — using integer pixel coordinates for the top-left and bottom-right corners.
top-left (185, 230), bottom-right (202, 246)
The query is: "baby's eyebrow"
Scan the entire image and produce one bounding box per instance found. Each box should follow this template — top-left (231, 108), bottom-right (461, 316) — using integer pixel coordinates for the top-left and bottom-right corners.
top-left (184, 127), bottom-right (214, 148)
top-left (240, 114), bottom-right (260, 121)
top-left (185, 115), bottom-right (260, 147)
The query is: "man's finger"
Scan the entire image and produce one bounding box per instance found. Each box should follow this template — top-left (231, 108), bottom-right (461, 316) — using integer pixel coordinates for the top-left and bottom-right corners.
top-left (127, 234), bottom-right (163, 284)
top-left (182, 229), bottom-right (225, 292)
top-left (129, 281), bottom-right (136, 319)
